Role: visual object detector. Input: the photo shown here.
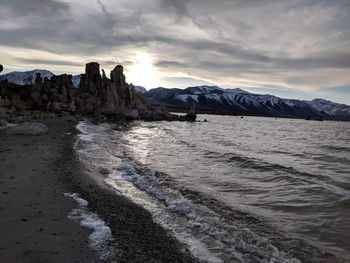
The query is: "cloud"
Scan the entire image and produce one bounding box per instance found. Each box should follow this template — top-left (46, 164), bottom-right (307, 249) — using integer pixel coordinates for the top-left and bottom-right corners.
top-left (16, 58), bottom-right (82, 67)
top-left (1, 0), bottom-right (69, 15)
top-left (160, 76), bottom-right (215, 88)
top-left (0, 0), bottom-right (349, 103)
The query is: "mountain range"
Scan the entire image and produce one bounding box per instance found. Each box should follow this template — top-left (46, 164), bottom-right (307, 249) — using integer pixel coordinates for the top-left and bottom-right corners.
top-left (143, 86), bottom-right (350, 120)
top-left (0, 70), bottom-right (54, 85)
top-left (1, 70), bottom-right (349, 121)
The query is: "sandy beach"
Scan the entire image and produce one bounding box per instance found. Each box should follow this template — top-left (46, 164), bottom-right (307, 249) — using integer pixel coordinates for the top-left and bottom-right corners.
top-left (0, 116), bottom-right (198, 263)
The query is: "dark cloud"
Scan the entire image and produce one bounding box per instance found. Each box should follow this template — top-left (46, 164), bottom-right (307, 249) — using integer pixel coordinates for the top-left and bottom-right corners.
top-left (0, 0), bottom-right (349, 103)
top-left (16, 58), bottom-right (81, 67)
top-left (159, 0), bottom-right (190, 19)
top-left (156, 61), bottom-right (187, 68)
top-left (1, 0), bottom-right (69, 14)
top-left (15, 57), bottom-right (132, 68)
top-left (97, 0), bottom-right (109, 16)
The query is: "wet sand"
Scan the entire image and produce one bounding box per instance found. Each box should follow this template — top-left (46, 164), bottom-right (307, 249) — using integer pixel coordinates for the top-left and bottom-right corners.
top-left (0, 115), bottom-right (198, 263)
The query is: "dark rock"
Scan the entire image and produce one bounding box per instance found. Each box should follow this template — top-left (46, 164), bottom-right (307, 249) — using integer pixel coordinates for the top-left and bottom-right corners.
top-left (30, 73), bottom-right (43, 108)
top-left (80, 62), bottom-right (103, 95)
top-left (0, 61), bottom-right (196, 122)
top-left (106, 65), bottom-right (138, 116)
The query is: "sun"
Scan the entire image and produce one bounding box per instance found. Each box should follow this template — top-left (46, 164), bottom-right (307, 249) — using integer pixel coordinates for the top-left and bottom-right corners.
top-left (126, 53), bottom-right (160, 90)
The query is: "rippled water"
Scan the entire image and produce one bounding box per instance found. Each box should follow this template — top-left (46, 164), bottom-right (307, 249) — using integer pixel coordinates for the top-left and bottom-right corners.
top-left (75, 115), bottom-right (350, 263)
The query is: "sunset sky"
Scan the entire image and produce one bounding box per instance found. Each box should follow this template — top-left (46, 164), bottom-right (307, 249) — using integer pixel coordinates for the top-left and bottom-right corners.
top-left (1, 0), bottom-right (349, 104)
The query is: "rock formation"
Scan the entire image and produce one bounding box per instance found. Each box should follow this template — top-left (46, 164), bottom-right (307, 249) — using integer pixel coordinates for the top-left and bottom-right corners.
top-left (0, 65), bottom-right (3, 73)
top-left (106, 65), bottom-right (143, 118)
top-left (0, 63), bottom-right (196, 122)
top-left (28, 73), bottom-right (75, 112)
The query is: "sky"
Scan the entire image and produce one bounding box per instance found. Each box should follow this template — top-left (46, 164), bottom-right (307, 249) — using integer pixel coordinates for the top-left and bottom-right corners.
top-left (0, 0), bottom-right (349, 104)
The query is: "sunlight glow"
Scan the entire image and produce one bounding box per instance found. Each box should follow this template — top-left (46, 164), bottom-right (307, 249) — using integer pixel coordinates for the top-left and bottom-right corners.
top-left (126, 53), bottom-right (160, 90)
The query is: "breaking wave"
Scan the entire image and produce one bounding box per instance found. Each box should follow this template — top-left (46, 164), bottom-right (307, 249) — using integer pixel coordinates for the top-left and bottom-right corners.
top-left (74, 120), bottom-right (329, 263)
top-left (64, 192), bottom-right (117, 262)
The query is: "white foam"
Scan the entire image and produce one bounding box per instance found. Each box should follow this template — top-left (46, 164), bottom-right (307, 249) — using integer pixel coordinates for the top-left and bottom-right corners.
top-left (104, 168), bottom-right (224, 263)
top-left (106, 157), bottom-right (302, 263)
top-left (64, 193), bottom-right (117, 262)
top-left (173, 232), bottom-right (224, 263)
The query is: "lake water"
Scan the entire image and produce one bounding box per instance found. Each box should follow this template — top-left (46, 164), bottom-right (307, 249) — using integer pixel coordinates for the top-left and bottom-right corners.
top-left (75, 115), bottom-right (350, 263)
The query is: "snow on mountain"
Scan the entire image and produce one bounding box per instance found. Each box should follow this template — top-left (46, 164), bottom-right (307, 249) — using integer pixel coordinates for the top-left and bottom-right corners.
top-left (146, 87), bottom-right (183, 100)
top-left (224, 88), bottom-right (250, 94)
top-left (134, 86), bottom-right (147, 94)
top-left (176, 94), bottom-right (199, 102)
top-left (0, 69), bottom-right (82, 88)
top-left (145, 86), bottom-right (350, 120)
top-left (72, 75), bottom-right (81, 88)
top-left (184, 86), bottom-right (249, 95)
top-left (0, 69), bottom-right (54, 85)
top-left (186, 85), bottom-right (223, 94)
top-left (306, 99), bottom-right (350, 117)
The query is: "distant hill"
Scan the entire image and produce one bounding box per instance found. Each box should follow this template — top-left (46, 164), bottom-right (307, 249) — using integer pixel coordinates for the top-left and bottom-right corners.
top-left (144, 85), bottom-right (350, 121)
top-left (71, 75), bottom-right (81, 88)
top-left (134, 86), bottom-right (147, 94)
top-left (0, 69), bottom-right (54, 85)
top-left (0, 70), bottom-right (81, 88)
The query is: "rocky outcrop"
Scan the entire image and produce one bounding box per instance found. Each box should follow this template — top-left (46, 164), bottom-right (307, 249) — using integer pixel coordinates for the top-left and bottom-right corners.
top-left (0, 65), bottom-right (3, 73)
top-left (80, 62), bottom-right (103, 95)
top-left (28, 73), bottom-right (75, 112)
top-left (106, 65), bottom-right (142, 118)
top-left (30, 73), bottom-right (43, 108)
top-left (0, 63), bottom-right (196, 122)
top-left (72, 63), bottom-right (141, 117)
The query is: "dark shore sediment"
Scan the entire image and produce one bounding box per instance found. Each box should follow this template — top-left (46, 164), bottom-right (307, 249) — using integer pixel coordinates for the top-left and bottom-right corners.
top-left (0, 115), bottom-right (198, 263)
top-left (0, 115), bottom-right (102, 263)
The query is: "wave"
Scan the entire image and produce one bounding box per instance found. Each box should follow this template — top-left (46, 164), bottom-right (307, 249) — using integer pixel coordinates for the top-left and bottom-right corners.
top-left (106, 156), bottom-right (304, 263)
top-left (64, 192), bottom-right (117, 262)
top-left (202, 150), bottom-right (350, 198)
top-left (320, 145), bottom-right (350, 153)
top-left (74, 120), bottom-right (348, 263)
top-left (74, 121), bottom-right (314, 263)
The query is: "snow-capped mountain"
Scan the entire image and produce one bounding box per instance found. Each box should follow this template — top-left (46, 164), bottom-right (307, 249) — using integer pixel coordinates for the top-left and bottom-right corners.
top-left (71, 75), bottom-right (81, 88)
top-left (134, 86), bottom-right (147, 94)
top-left (145, 86), bottom-right (350, 120)
top-left (306, 99), bottom-right (350, 118)
top-left (0, 69), bottom-right (54, 85)
top-left (0, 70), bottom-right (82, 88)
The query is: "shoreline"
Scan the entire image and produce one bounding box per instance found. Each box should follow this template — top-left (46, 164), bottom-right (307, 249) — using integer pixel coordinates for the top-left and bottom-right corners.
top-left (0, 115), bottom-right (102, 263)
top-left (0, 115), bottom-right (198, 263)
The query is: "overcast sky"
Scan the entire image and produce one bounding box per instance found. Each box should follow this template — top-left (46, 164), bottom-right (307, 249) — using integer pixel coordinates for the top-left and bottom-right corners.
top-left (0, 0), bottom-right (349, 104)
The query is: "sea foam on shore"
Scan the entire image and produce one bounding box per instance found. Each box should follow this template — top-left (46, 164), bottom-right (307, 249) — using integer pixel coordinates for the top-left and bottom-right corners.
top-left (64, 192), bottom-right (117, 262)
